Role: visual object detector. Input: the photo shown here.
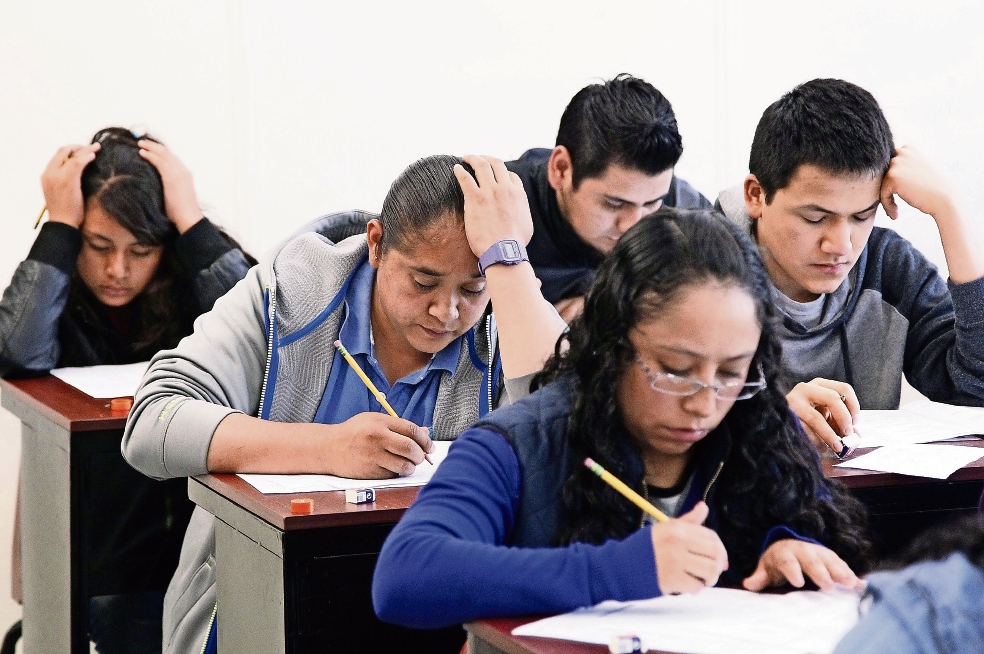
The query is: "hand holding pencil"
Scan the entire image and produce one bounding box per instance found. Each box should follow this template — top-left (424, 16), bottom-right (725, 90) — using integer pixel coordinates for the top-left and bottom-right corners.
top-left (584, 458), bottom-right (728, 595)
top-left (335, 340), bottom-right (434, 465)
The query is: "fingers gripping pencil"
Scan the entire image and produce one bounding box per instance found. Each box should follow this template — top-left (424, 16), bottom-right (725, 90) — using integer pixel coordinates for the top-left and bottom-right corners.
top-left (334, 339), bottom-right (433, 464)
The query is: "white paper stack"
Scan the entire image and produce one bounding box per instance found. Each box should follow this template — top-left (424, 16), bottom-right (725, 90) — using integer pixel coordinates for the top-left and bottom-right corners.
top-left (238, 441), bottom-right (451, 493)
top-left (512, 588), bottom-right (860, 654)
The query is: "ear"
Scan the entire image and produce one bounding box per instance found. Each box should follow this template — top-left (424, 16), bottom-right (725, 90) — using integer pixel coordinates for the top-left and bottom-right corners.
top-left (744, 174), bottom-right (766, 220)
top-left (366, 219), bottom-right (384, 269)
top-left (547, 146), bottom-right (574, 192)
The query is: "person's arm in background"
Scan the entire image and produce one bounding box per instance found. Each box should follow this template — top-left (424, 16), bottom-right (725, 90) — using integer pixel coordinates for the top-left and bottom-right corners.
top-left (455, 155), bottom-right (567, 381)
top-left (138, 139), bottom-right (252, 311)
top-left (0, 143), bottom-right (101, 375)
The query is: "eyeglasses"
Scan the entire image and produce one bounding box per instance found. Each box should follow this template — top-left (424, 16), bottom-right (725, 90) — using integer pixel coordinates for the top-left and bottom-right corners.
top-left (634, 357), bottom-right (766, 401)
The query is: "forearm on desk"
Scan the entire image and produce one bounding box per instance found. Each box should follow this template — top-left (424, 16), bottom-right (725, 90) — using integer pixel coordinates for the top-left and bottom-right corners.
top-left (372, 430), bottom-right (659, 629)
top-left (207, 412), bottom-right (343, 474)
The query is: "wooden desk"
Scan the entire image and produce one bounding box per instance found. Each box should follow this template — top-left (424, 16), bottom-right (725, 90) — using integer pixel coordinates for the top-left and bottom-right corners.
top-left (826, 439), bottom-right (984, 558)
top-left (192, 439), bottom-right (984, 654)
top-left (2, 376), bottom-right (129, 653)
top-left (2, 375), bottom-right (194, 654)
top-left (189, 474), bottom-right (466, 654)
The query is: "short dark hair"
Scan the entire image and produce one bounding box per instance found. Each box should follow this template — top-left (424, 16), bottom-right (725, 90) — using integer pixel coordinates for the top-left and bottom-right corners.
top-left (749, 79), bottom-right (895, 203)
top-left (556, 74), bottom-right (683, 189)
top-left (378, 155), bottom-right (476, 252)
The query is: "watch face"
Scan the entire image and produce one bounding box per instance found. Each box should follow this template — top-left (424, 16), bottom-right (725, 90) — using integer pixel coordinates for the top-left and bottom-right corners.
top-left (500, 240), bottom-right (521, 260)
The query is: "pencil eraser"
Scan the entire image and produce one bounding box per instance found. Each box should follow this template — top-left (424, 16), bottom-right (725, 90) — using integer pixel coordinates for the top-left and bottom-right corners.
top-left (842, 434), bottom-right (862, 449)
top-left (609, 634), bottom-right (643, 654)
top-left (109, 397), bottom-right (133, 413)
top-left (345, 488), bottom-right (375, 504)
top-left (290, 498), bottom-right (314, 515)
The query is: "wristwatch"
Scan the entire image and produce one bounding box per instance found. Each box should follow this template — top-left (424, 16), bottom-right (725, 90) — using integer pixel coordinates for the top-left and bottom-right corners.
top-left (478, 239), bottom-right (529, 276)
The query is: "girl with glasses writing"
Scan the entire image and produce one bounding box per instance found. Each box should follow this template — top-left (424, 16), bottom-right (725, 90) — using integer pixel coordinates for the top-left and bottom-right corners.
top-left (373, 207), bottom-right (871, 628)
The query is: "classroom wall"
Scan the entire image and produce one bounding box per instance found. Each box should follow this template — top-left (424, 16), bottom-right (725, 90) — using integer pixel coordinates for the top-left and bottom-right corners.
top-left (1, 0), bottom-right (981, 633)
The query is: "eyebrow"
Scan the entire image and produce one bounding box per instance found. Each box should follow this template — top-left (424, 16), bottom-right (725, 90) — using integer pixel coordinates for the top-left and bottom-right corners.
top-left (603, 192), bottom-right (668, 206)
top-left (796, 199), bottom-right (881, 216)
top-left (410, 265), bottom-right (484, 280)
top-left (654, 345), bottom-right (757, 362)
top-left (81, 231), bottom-right (113, 243)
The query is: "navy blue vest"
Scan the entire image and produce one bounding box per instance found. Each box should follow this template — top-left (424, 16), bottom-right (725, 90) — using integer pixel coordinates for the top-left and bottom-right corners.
top-left (473, 376), bottom-right (730, 548)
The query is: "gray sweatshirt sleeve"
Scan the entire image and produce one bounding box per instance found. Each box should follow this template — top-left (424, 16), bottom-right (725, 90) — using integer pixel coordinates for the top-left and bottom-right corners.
top-left (122, 264), bottom-right (272, 480)
top-left (877, 231), bottom-right (984, 403)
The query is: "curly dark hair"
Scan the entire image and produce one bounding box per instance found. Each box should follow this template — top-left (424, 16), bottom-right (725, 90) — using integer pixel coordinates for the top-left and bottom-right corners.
top-left (532, 207), bottom-right (872, 578)
top-left (78, 127), bottom-right (254, 353)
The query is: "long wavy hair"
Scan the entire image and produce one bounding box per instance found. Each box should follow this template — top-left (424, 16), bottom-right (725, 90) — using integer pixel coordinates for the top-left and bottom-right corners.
top-left (533, 207), bottom-right (871, 577)
top-left (78, 127), bottom-right (253, 355)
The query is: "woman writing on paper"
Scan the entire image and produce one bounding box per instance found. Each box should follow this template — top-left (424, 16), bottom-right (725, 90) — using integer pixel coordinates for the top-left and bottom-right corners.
top-left (0, 127), bottom-right (253, 654)
top-left (122, 154), bottom-right (566, 654)
top-left (373, 208), bottom-right (871, 628)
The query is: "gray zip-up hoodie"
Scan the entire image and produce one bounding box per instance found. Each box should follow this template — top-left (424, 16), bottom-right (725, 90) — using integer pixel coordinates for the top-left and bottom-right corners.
top-left (716, 186), bottom-right (984, 408)
top-left (122, 213), bottom-right (514, 654)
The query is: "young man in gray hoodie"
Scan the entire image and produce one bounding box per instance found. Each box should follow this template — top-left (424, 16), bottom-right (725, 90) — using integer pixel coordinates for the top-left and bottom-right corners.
top-left (715, 79), bottom-right (984, 453)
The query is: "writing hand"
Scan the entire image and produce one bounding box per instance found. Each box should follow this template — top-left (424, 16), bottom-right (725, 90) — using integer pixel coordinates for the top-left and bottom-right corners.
top-left (650, 502), bottom-right (729, 595)
top-left (786, 378), bottom-right (860, 454)
top-left (325, 413), bottom-right (434, 479)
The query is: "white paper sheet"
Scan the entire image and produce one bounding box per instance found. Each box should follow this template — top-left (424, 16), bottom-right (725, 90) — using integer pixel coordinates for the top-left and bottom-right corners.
top-left (901, 400), bottom-right (984, 434)
top-left (512, 588), bottom-right (860, 654)
top-left (834, 443), bottom-right (984, 479)
top-left (238, 441), bottom-right (452, 493)
top-left (50, 362), bottom-right (150, 398)
top-left (854, 409), bottom-right (970, 446)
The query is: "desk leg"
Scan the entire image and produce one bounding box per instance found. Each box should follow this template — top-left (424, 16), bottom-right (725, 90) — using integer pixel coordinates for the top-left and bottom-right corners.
top-left (20, 419), bottom-right (87, 653)
top-left (468, 633), bottom-right (511, 654)
top-left (214, 519), bottom-right (286, 654)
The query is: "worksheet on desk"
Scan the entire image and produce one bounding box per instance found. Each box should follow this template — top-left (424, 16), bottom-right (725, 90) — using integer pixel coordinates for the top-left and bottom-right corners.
top-left (238, 441), bottom-right (452, 493)
top-left (50, 362), bottom-right (150, 398)
top-left (855, 400), bottom-right (984, 447)
top-left (834, 443), bottom-right (984, 479)
top-left (512, 587), bottom-right (860, 654)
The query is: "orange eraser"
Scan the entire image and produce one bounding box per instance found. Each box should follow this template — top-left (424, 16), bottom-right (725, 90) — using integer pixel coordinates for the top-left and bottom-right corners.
top-left (290, 498), bottom-right (314, 515)
top-left (110, 397), bottom-right (133, 413)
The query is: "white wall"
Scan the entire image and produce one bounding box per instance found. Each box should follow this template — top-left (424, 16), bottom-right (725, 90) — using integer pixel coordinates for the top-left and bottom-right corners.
top-left (1, 0), bottom-right (982, 633)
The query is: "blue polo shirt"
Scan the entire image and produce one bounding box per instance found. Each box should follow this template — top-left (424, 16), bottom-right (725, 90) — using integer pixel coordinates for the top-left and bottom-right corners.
top-left (313, 258), bottom-right (461, 427)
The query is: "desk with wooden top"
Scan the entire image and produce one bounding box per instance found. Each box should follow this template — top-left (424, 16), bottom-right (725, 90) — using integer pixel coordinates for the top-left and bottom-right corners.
top-left (3, 374), bottom-right (194, 654)
top-left (5, 370), bottom-right (981, 654)
top-left (2, 375), bottom-right (131, 654)
top-left (192, 439), bottom-right (984, 654)
top-left (189, 474), bottom-right (465, 654)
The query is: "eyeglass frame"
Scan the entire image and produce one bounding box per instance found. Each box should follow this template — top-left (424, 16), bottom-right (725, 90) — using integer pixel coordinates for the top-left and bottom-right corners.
top-left (634, 356), bottom-right (767, 401)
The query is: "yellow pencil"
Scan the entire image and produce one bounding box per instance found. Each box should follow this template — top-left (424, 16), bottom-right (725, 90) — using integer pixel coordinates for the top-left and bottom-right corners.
top-left (34, 206), bottom-right (47, 229)
top-left (333, 339), bottom-right (432, 464)
top-left (584, 457), bottom-right (669, 523)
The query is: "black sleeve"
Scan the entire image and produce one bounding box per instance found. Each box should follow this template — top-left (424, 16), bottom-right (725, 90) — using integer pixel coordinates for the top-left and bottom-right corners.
top-left (173, 218), bottom-right (234, 275)
top-left (27, 221), bottom-right (82, 274)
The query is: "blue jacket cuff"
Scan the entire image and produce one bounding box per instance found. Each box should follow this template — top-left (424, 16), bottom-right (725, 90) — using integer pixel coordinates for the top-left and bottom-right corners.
top-left (760, 525), bottom-right (822, 557)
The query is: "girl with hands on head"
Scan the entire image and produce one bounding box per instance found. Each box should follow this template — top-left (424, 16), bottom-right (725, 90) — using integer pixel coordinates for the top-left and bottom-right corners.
top-left (372, 208), bottom-right (870, 631)
top-left (122, 154), bottom-right (566, 654)
top-left (3, 127), bottom-right (253, 654)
